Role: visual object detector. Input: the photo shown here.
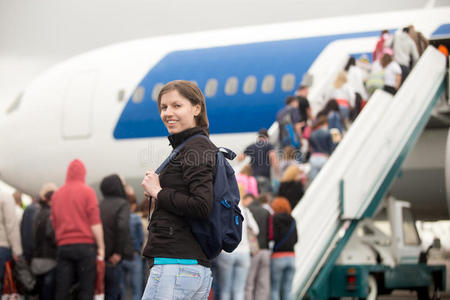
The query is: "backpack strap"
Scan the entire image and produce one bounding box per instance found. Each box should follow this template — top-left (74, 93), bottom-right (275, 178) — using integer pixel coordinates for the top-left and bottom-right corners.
top-left (148, 133), bottom-right (204, 222)
top-left (149, 134), bottom-right (236, 220)
top-left (193, 135), bottom-right (236, 160)
top-left (273, 220), bottom-right (296, 252)
top-left (218, 147), bottom-right (236, 160)
top-left (268, 214), bottom-right (274, 241)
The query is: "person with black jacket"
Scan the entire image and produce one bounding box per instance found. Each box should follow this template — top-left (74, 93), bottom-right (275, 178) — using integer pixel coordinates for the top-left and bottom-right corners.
top-left (31, 183), bottom-right (57, 300)
top-left (99, 174), bottom-right (134, 300)
top-left (270, 197), bottom-right (298, 300)
top-left (277, 165), bottom-right (305, 210)
top-left (141, 80), bottom-right (216, 300)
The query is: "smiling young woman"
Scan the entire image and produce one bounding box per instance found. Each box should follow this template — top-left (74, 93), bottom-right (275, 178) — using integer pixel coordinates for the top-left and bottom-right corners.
top-left (158, 81), bottom-right (209, 134)
top-left (159, 89), bottom-right (200, 134)
top-left (141, 80), bottom-right (216, 300)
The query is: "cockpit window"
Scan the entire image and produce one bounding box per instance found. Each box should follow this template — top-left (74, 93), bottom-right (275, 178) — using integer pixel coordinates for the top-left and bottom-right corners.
top-left (117, 89), bottom-right (126, 102)
top-left (132, 87), bottom-right (145, 103)
top-left (5, 92), bottom-right (23, 114)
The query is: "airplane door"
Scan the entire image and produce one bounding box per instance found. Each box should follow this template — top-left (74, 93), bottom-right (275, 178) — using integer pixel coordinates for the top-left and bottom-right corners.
top-left (61, 70), bottom-right (98, 139)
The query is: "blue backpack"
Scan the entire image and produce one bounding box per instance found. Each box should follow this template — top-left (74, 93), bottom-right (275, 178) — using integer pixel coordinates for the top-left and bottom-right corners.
top-left (155, 134), bottom-right (243, 259)
top-left (276, 107), bottom-right (300, 149)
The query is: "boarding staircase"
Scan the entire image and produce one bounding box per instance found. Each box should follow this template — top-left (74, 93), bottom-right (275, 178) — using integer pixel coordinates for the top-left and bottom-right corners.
top-left (284, 46), bottom-right (447, 299)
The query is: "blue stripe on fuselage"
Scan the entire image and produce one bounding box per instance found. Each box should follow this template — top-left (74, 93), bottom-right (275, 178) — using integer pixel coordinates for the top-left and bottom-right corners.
top-left (432, 24), bottom-right (450, 36)
top-left (113, 24), bottom-right (447, 139)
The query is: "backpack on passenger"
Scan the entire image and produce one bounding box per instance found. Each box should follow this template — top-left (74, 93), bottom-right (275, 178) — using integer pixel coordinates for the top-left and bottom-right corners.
top-left (276, 108), bottom-right (300, 149)
top-left (155, 134), bottom-right (243, 259)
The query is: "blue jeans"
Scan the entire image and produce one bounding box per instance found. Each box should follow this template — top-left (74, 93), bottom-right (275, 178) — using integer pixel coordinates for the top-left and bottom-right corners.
top-left (142, 264), bottom-right (212, 300)
top-left (339, 105), bottom-right (350, 121)
top-left (216, 251), bottom-right (251, 300)
top-left (105, 261), bottom-right (123, 300)
top-left (36, 267), bottom-right (56, 300)
top-left (271, 256), bottom-right (295, 300)
top-left (120, 253), bottom-right (143, 300)
top-left (210, 258), bottom-right (221, 300)
top-left (309, 154), bottom-right (328, 182)
top-left (0, 247), bottom-right (12, 295)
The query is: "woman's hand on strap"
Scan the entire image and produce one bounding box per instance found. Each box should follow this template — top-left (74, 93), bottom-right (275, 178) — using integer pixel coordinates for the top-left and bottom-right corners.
top-left (141, 169), bottom-right (162, 199)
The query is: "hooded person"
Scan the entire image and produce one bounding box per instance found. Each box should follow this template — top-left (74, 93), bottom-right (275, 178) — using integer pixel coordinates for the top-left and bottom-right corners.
top-left (99, 174), bottom-right (134, 300)
top-left (51, 159), bottom-right (104, 300)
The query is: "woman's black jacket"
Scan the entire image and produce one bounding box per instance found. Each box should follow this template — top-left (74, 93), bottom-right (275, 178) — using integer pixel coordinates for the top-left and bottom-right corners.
top-left (32, 202), bottom-right (56, 259)
top-left (273, 213), bottom-right (298, 253)
top-left (277, 180), bottom-right (304, 210)
top-left (143, 127), bottom-right (216, 268)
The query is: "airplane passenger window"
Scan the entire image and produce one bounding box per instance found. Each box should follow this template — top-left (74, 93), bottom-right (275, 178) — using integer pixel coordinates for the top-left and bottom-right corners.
top-left (205, 79), bottom-right (218, 98)
top-left (151, 83), bottom-right (164, 101)
top-left (262, 75), bottom-right (275, 94)
top-left (225, 77), bottom-right (238, 95)
top-left (132, 87), bottom-right (145, 103)
top-left (243, 76), bottom-right (257, 94)
top-left (282, 74), bottom-right (296, 92)
top-left (5, 92), bottom-right (23, 114)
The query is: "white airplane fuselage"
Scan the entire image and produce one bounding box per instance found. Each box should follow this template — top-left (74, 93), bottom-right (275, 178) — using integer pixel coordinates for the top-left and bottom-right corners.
top-left (0, 7), bottom-right (449, 219)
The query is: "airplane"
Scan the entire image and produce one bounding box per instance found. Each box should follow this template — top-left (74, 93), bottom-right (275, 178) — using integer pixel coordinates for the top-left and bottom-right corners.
top-left (0, 6), bottom-right (449, 220)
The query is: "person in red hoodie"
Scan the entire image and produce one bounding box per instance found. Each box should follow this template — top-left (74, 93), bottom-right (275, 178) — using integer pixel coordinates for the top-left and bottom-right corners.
top-left (51, 159), bottom-right (105, 300)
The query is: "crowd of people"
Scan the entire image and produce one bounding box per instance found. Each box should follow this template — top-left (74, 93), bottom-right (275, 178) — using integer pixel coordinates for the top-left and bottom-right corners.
top-left (272, 25), bottom-right (441, 184)
top-left (210, 186), bottom-right (298, 300)
top-left (1, 161), bottom-right (147, 300)
top-left (0, 25), bottom-right (447, 300)
top-left (215, 24), bottom-right (445, 300)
